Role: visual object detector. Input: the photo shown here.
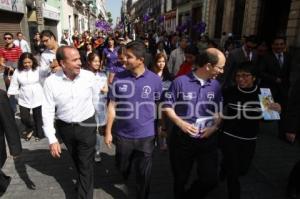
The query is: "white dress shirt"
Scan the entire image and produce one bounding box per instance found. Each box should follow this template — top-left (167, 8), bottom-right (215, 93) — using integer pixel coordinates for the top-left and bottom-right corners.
top-left (40, 49), bottom-right (56, 71)
top-left (8, 67), bottom-right (49, 108)
top-left (42, 69), bottom-right (100, 144)
top-left (13, 39), bottom-right (31, 53)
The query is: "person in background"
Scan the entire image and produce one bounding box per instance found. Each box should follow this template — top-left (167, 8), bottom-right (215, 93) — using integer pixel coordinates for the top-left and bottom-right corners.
top-left (0, 89), bottom-right (22, 197)
top-left (175, 45), bottom-right (199, 78)
top-left (8, 53), bottom-right (47, 142)
top-left (86, 52), bottom-right (108, 163)
top-left (167, 37), bottom-right (188, 76)
top-left (60, 31), bottom-right (72, 46)
top-left (40, 30), bottom-right (61, 75)
top-left (108, 45), bottom-right (127, 84)
top-left (150, 53), bottom-right (173, 150)
top-left (101, 36), bottom-right (119, 73)
top-left (32, 32), bottom-right (45, 56)
top-left (13, 32), bottom-right (31, 53)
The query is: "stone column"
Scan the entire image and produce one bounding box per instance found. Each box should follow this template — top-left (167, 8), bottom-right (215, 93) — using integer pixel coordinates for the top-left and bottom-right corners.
top-left (222, 0), bottom-right (235, 34)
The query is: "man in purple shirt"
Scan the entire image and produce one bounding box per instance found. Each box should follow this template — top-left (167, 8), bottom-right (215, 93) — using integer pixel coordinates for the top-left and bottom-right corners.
top-left (163, 48), bottom-right (226, 199)
top-left (105, 41), bottom-right (162, 199)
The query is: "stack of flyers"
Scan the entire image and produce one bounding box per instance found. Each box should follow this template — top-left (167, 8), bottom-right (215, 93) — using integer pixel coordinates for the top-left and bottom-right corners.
top-left (258, 88), bottom-right (280, 120)
top-left (190, 116), bottom-right (214, 138)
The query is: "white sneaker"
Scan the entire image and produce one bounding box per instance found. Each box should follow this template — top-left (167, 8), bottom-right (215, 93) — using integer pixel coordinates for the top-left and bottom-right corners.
top-left (94, 151), bottom-right (101, 162)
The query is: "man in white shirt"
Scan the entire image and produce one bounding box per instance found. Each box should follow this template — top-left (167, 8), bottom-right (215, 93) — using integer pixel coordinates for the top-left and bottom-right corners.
top-left (13, 32), bottom-right (31, 53)
top-left (42, 46), bottom-right (99, 199)
top-left (167, 37), bottom-right (188, 76)
top-left (40, 30), bottom-right (60, 77)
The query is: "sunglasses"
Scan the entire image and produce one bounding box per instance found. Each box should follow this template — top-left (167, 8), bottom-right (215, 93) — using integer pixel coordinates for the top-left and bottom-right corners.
top-left (4, 37), bottom-right (12, 40)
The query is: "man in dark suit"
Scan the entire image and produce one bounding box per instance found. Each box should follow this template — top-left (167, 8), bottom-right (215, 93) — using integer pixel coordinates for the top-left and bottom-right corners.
top-left (0, 89), bottom-right (22, 196)
top-left (259, 36), bottom-right (291, 139)
top-left (221, 35), bottom-right (258, 88)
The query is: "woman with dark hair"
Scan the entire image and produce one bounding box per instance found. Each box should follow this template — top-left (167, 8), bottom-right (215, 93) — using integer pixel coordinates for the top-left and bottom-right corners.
top-left (8, 52), bottom-right (47, 141)
top-left (220, 62), bottom-right (281, 199)
top-left (86, 52), bottom-right (108, 162)
top-left (151, 53), bottom-right (173, 150)
top-left (101, 36), bottom-right (119, 74)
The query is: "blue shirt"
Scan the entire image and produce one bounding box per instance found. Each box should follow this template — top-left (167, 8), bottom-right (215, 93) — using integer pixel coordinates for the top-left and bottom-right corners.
top-left (163, 72), bottom-right (222, 124)
top-left (103, 47), bottom-right (119, 71)
top-left (109, 69), bottom-right (163, 138)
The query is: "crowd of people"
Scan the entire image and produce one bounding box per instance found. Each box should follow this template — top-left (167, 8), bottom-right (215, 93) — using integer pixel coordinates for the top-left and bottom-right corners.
top-left (0, 28), bottom-right (299, 199)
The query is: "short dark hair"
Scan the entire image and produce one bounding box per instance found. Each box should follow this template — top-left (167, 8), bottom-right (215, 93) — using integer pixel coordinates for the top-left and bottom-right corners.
top-left (18, 52), bottom-right (38, 71)
top-left (236, 61), bottom-right (257, 77)
top-left (272, 35), bottom-right (286, 44)
top-left (3, 32), bottom-right (13, 38)
top-left (117, 45), bottom-right (127, 55)
top-left (87, 52), bottom-right (100, 63)
top-left (16, 32), bottom-right (22, 36)
top-left (40, 30), bottom-right (56, 41)
top-left (126, 41), bottom-right (146, 59)
top-left (245, 35), bottom-right (258, 44)
top-left (56, 46), bottom-right (75, 63)
top-left (195, 50), bottom-right (219, 68)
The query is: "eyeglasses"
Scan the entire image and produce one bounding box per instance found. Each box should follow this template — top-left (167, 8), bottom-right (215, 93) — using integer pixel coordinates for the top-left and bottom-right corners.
top-left (4, 37), bottom-right (12, 40)
top-left (236, 73), bottom-right (252, 78)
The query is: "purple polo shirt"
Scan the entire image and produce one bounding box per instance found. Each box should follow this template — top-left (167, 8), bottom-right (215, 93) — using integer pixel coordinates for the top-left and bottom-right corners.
top-left (103, 47), bottom-right (119, 71)
top-left (110, 61), bottom-right (126, 74)
top-left (163, 72), bottom-right (222, 124)
top-left (109, 69), bottom-right (163, 138)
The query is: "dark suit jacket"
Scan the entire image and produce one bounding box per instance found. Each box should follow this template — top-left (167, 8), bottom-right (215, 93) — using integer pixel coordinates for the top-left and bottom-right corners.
top-left (259, 51), bottom-right (291, 104)
top-left (0, 89), bottom-right (22, 168)
top-left (221, 47), bottom-right (258, 88)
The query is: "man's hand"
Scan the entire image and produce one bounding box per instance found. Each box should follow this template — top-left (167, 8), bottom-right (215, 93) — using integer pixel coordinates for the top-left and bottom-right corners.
top-left (178, 120), bottom-right (198, 136)
top-left (200, 126), bottom-right (219, 139)
top-left (268, 102), bottom-right (281, 112)
top-left (286, 133), bottom-right (296, 144)
top-left (104, 132), bottom-right (113, 149)
top-left (49, 142), bottom-right (61, 158)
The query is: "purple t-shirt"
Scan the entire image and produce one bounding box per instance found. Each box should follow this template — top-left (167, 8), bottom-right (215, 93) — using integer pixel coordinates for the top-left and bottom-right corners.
top-left (109, 69), bottom-right (163, 138)
top-left (163, 72), bottom-right (222, 124)
top-left (103, 47), bottom-right (119, 71)
top-left (110, 61), bottom-right (126, 74)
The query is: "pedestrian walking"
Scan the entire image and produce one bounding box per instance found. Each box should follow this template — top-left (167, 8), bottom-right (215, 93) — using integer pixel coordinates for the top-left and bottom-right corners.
top-left (42, 46), bottom-right (100, 199)
top-left (105, 41), bottom-right (162, 199)
top-left (163, 48), bottom-right (225, 199)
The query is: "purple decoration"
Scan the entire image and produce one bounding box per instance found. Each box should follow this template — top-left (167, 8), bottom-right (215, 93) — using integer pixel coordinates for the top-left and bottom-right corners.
top-left (193, 21), bottom-right (206, 33)
top-left (143, 14), bottom-right (150, 23)
top-left (95, 19), bottom-right (113, 33)
top-left (158, 15), bottom-right (164, 24)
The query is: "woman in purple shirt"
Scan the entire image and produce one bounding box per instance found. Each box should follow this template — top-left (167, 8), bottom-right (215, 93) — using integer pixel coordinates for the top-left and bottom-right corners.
top-left (101, 36), bottom-right (119, 74)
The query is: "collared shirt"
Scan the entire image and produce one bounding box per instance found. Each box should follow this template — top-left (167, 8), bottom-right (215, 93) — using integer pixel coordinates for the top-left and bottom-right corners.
top-left (103, 47), bottom-right (119, 71)
top-left (109, 69), bottom-right (163, 138)
top-left (167, 47), bottom-right (185, 75)
top-left (13, 39), bottom-right (31, 53)
top-left (8, 67), bottom-right (49, 108)
top-left (40, 49), bottom-right (56, 71)
top-left (42, 69), bottom-right (100, 144)
top-left (242, 45), bottom-right (253, 61)
top-left (163, 72), bottom-right (222, 124)
top-left (0, 45), bottom-right (22, 62)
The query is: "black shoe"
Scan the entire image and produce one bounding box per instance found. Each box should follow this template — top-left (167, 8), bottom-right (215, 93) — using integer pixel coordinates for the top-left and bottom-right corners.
top-left (0, 176), bottom-right (11, 197)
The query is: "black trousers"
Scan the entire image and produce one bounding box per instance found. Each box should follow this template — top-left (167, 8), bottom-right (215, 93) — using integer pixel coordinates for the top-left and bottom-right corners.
top-left (56, 116), bottom-right (96, 199)
top-left (115, 135), bottom-right (155, 199)
top-left (0, 170), bottom-right (10, 194)
top-left (19, 105), bottom-right (44, 139)
top-left (169, 126), bottom-right (219, 199)
top-left (220, 133), bottom-right (256, 199)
